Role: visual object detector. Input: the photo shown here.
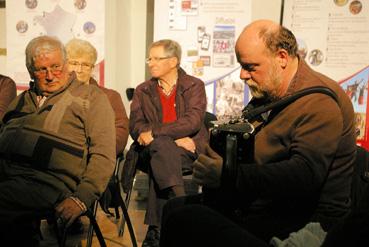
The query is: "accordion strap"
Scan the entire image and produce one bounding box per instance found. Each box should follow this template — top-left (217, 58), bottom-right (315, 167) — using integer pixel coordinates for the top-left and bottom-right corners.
top-left (242, 86), bottom-right (338, 120)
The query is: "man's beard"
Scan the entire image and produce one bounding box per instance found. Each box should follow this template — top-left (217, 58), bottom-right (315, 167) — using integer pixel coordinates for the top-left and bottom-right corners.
top-left (247, 80), bottom-right (268, 99)
top-left (246, 62), bottom-right (282, 101)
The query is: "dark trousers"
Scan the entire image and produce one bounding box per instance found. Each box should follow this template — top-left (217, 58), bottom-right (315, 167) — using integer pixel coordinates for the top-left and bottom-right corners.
top-left (160, 201), bottom-right (269, 247)
top-left (137, 136), bottom-right (197, 226)
top-left (161, 191), bottom-right (369, 247)
top-left (160, 193), bottom-right (312, 246)
top-left (0, 161), bottom-right (66, 246)
top-left (322, 184), bottom-right (369, 247)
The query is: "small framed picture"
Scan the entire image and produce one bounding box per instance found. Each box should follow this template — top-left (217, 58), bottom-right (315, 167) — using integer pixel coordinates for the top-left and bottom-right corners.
top-left (201, 34), bottom-right (211, 51)
top-left (0, 0), bottom-right (5, 8)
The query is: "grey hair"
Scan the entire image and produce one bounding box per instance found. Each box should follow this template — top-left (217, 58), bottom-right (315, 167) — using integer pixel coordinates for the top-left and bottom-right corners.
top-left (150, 39), bottom-right (182, 67)
top-left (25, 36), bottom-right (66, 76)
top-left (65, 38), bottom-right (97, 64)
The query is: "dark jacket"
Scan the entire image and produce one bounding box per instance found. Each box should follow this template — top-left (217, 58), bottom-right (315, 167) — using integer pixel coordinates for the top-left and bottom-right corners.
top-left (129, 67), bottom-right (208, 154)
top-left (122, 68), bottom-right (208, 192)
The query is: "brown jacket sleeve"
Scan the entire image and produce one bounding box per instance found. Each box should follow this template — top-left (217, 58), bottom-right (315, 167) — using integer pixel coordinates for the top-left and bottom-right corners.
top-left (102, 88), bottom-right (129, 155)
top-left (0, 75), bottom-right (17, 120)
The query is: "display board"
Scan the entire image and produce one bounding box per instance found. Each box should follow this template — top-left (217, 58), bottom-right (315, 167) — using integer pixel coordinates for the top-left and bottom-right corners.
top-left (154, 0), bottom-right (251, 119)
top-left (283, 0), bottom-right (369, 148)
top-left (6, 0), bottom-right (105, 90)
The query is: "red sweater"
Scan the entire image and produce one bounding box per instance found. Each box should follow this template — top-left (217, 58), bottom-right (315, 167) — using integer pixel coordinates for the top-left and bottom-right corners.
top-left (158, 86), bottom-right (177, 123)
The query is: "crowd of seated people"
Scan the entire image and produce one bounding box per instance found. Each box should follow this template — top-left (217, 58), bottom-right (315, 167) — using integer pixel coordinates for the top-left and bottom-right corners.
top-left (1, 19), bottom-right (368, 247)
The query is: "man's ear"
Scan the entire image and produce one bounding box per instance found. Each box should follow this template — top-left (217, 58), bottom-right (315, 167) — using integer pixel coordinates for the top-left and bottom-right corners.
top-left (276, 49), bottom-right (289, 69)
top-left (170, 57), bottom-right (179, 69)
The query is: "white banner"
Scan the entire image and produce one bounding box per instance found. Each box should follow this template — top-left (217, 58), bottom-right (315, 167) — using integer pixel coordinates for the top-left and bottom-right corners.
top-left (283, 0), bottom-right (369, 81)
top-left (6, 0), bottom-right (105, 89)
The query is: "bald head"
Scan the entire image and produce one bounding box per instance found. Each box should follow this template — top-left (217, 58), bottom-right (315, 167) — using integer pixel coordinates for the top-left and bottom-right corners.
top-left (235, 20), bottom-right (300, 100)
top-left (236, 19), bottom-right (298, 58)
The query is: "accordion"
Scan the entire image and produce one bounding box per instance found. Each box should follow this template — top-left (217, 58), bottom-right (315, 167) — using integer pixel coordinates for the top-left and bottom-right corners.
top-left (209, 117), bottom-right (257, 176)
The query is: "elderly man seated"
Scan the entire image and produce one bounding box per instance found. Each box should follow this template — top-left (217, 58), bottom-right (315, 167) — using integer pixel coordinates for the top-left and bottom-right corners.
top-left (0, 36), bottom-right (116, 246)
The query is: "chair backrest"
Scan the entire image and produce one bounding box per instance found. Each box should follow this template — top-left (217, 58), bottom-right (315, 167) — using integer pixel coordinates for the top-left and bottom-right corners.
top-left (204, 111), bottom-right (217, 130)
top-left (351, 145), bottom-right (369, 210)
top-left (321, 146), bottom-right (369, 246)
top-left (126, 88), bottom-right (135, 101)
top-left (99, 154), bottom-right (125, 213)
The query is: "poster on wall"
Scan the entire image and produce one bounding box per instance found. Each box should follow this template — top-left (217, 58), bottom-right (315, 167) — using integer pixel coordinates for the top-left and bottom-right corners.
top-left (154, 0), bottom-right (251, 119)
top-left (282, 0), bottom-right (369, 148)
top-left (6, 0), bottom-right (105, 90)
top-left (339, 66), bottom-right (369, 147)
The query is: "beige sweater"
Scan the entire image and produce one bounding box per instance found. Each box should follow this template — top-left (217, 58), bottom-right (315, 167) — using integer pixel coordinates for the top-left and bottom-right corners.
top-left (0, 77), bottom-right (116, 207)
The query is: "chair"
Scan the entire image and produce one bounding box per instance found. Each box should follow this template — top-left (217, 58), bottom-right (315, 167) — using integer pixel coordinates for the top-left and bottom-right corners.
top-left (113, 155), bottom-right (138, 247)
top-left (39, 155), bottom-right (137, 247)
top-left (126, 87), bottom-right (135, 101)
top-left (118, 111), bottom-right (217, 236)
top-left (63, 201), bottom-right (106, 247)
top-left (98, 154), bottom-right (138, 247)
top-left (204, 111), bottom-right (218, 129)
top-left (38, 200), bottom-right (106, 247)
top-left (320, 145), bottom-right (369, 246)
top-left (351, 145), bottom-right (369, 210)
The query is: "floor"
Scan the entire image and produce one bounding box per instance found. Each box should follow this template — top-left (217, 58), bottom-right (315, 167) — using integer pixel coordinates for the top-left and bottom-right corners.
top-left (39, 184), bottom-right (149, 247)
top-left (38, 172), bottom-right (197, 247)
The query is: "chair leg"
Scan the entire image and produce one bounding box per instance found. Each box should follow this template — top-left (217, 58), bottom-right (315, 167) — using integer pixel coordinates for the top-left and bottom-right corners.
top-left (52, 220), bottom-right (62, 247)
top-left (118, 192), bottom-right (137, 247)
top-left (115, 154), bottom-right (137, 246)
top-left (118, 184), bottom-right (133, 237)
top-left (119, 218), bottom-right (126, 237)
top-left (60, 226), bottom-right (68, 247)
top-left (115, 206), bottom-right (120, 219)
top-left (85, 209), bottom-right (106, 247)
top-left (85, 201), bottom-right (107, 247)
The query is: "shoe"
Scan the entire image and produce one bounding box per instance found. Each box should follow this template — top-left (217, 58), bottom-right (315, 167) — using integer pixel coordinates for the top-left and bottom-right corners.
top-left (142, 225), bottom-right (160, 247)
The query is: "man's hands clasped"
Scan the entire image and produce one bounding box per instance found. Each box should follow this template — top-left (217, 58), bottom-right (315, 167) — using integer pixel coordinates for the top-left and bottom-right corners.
top-left (138, 130), bottom-right (154, 146)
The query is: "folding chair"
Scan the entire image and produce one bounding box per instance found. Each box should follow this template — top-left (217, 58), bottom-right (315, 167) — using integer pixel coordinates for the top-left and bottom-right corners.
top-left (62, 200), bottom-right (106, 247)
top-left (39, 155), bottom-right (138, 247)
top-left (351, 145), bottom-right (369, 210)
top-left (38, 199), bottom-right (106, 247)
top-left (118, 162), bottom-right (137, 237)
top-left (321, 145), bottom-right (369, 246)
top-left (113, 155), bottom-right (138, 247)
top-left (98, 154), bottom-right (138, 247)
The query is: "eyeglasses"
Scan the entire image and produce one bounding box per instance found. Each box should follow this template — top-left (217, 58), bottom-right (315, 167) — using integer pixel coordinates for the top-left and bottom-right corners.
top-left (145, 56), bottom-right (173, 64)
top-left (34, 64), bottom-right (64, 77)
top-left (68, 61), bottom-right (94, 70)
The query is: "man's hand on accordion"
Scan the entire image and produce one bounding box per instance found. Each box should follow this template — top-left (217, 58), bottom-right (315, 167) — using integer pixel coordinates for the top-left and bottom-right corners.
top-left (193, 144), bottom-right (223, 188)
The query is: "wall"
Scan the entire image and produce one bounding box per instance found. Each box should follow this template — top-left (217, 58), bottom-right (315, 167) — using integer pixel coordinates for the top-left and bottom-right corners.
top-left (252, 0), bottom-right (282, 23)
top-left (0, 8), bottom-right (6, 75)
top-left (105, 0), bottom-right (148, 110)
top-left (0, 0), bottom-right (282, 102)
top-left (124, 0), bottom-right (283, 89)
top-left (105, 0), bottom-right (147, 111)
